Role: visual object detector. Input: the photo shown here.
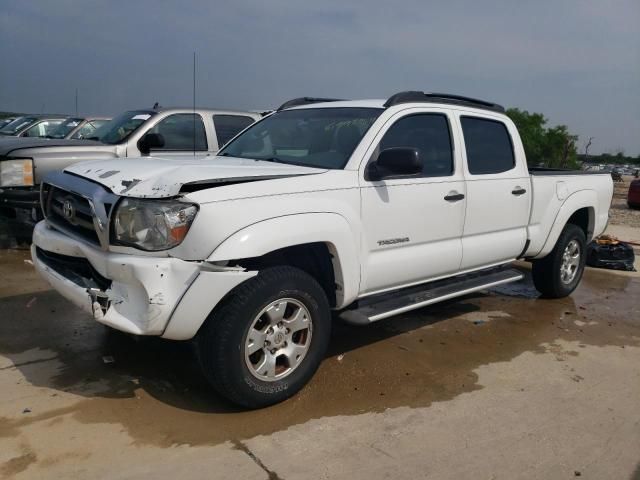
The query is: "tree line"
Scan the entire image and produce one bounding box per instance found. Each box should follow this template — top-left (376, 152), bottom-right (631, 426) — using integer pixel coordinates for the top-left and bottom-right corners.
top-left (506, 108), bottom-right (639, 168)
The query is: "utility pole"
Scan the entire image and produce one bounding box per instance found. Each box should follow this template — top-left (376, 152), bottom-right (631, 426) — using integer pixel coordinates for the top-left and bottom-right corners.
top-left (193, 51), bottom-right (196, 156)
top-left (75, 88), bottom-right (78, 116)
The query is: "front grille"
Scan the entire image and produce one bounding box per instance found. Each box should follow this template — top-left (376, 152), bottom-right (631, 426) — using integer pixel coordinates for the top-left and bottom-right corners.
top-left (36, 247), bottom-right (112, 291)
top-left (42, 183), bottom-right (100, 244)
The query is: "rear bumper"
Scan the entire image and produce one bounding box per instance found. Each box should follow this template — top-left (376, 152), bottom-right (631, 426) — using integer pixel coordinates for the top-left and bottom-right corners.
top-left (31, 221), bottom-right (257, 340)
top-left (0, 187), bottom-right (40, 212)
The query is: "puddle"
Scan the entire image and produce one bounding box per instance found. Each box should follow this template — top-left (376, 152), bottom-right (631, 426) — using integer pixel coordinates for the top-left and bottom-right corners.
top-left (0, 251), bottom-right (639, 448)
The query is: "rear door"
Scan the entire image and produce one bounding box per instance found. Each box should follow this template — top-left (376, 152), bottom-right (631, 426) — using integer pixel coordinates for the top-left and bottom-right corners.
top-left (456, 113), bottom-right (531, 270)
top-left (212, 114), bottom-right (257, 149)
top-left (360, 108), bottom-right (466, 294)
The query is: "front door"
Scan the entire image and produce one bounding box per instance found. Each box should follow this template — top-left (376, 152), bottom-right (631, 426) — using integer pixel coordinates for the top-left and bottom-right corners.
top-left (360, 110), bottom-right (466, 294)
top-left (145, 113), bottom-right (210, 158)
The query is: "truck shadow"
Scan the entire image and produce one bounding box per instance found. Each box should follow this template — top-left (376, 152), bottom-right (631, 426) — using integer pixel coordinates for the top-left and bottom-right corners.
top-left (0, 267), bottom-right (638, 448)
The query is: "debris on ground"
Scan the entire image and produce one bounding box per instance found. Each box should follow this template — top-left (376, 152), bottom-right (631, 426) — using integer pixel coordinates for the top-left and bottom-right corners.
top-left (23, 259), bottom-right (33, 266)
top-left (22, 408), bottom-right (31, 414)
top-left (25, 297), bottom-right (37, 308)
top-left (587, 235), bottom-right (636, 272)
top-left (337, 354), bottom-right (345, 362)
top-left (102, 355), bottom-right (115, 364)
top-left (473, 320), bottom-right (486, 325)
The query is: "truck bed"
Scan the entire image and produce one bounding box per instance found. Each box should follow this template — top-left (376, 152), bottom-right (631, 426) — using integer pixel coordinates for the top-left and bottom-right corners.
top-left (528, 167), bottom-right (606, 176)
top-left (525, 170), bottom-right (613, 259)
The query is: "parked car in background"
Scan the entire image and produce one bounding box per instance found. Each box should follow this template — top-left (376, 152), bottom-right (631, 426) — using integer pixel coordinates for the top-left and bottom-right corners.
top-left (31, 92), bottom-right (614, 408)
top-left (46, 117), bottom-right (112, 140)
top-left (628, 179), bottom-right (640, 209)
top-left (0, 115), bottom-right (66, 138)
top-left (611, 168), bottom-right (623, 182)
top-left (0, 107), bottom-right (262, 222)
top-left (0, 117), bottom-right (17, 129)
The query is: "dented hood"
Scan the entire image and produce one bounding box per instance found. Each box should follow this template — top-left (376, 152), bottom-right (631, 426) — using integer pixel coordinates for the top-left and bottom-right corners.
top-left (65, 156), bottom-right (327, 197)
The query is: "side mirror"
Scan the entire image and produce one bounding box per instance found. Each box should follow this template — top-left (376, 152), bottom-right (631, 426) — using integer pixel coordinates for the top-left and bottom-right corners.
top-left (138, 132), bottom-right (165, 155)
top-left (368, 147), bottom-right (422, 180)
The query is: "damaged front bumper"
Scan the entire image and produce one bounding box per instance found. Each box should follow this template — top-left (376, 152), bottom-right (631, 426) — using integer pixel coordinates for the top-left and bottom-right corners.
top-left (31, 221), bottom-right (257, 340)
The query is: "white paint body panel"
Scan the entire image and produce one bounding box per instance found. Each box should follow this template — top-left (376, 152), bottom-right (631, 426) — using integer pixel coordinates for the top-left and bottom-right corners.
top-left (32, 99), bottom-right (614, 339)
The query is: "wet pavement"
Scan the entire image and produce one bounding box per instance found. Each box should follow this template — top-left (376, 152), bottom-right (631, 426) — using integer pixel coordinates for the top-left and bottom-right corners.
top-left (1, 244), bottom-right (639, 479)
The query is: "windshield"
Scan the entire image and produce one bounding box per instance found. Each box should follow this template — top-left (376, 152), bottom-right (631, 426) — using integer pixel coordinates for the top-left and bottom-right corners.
top-left (0, 116), bottom-right (38, 135)
top-left (46, 117), bottom-right (84, 139)
top-left (93, 110), bottom-right (155, 144)
top-left (219, 107), bottom-right (382, 169)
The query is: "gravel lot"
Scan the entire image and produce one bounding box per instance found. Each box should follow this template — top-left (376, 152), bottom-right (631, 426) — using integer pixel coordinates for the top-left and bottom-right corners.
top-left (610, 175), bottom-right (640, 228)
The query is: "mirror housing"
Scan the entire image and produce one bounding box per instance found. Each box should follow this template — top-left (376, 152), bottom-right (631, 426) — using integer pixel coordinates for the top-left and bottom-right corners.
top-left (368, 147), bottom-right (422, 181)
top-left (138, 132), bottom-right (165, 155)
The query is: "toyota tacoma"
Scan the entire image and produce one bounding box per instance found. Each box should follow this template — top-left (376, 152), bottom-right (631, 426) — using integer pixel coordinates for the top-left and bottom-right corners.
top-left (31, 92), bottom-right (613, 408)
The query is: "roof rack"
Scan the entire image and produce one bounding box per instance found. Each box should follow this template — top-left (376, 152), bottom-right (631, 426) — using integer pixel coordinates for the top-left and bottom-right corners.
top-left (383, 91), bottom-right (505, 113)
top-left (277, 97), bottom-right (344, 111)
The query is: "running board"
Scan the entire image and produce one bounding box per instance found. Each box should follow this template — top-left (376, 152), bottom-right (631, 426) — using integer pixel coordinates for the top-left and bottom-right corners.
top-left (340, 267), bottom-right (524, 325)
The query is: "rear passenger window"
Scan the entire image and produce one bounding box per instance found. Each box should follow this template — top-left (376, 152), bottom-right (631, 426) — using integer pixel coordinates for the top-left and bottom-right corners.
top-left (461, 117), bottom-right (515, 175)
top-left (379, 114), bottom-right (453, 177)
top-left (147, 114), bottom-right (207, 151)
top-left (213, 115), bottom-right (255, 147)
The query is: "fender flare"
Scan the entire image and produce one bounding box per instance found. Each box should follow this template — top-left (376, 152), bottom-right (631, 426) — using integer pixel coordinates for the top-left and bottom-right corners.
top-left (207, 213), bottom-right (360, 308)
top-left (533, 189), bottom-right (596, 259)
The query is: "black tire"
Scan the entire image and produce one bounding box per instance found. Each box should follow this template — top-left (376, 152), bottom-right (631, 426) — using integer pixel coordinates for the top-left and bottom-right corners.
top-left (195, 266), bottom-right (331, 409)
top-left (532, 224), bottom-right (586, 298)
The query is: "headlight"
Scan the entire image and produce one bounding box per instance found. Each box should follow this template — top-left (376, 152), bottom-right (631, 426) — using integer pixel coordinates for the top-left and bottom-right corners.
top-left (0, 159), bottom-right (34, 187)
top-left (112, 198), bottom-right (198, 251)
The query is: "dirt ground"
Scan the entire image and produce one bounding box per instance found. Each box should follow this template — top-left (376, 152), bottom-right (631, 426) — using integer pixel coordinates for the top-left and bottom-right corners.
top-left (610, 175), bottom-right (640, 229)
top-left (0, 246), bottom-right (639, 479)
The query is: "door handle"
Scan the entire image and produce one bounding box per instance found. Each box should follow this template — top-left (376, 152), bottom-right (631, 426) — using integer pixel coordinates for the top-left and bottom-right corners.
top-left (444, 192), bottom-right (465, 202)
top-left (511, 187), bottom-right (526, 196)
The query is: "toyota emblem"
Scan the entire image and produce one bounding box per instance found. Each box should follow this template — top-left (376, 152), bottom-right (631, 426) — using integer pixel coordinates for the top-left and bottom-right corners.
top-left (62, 200), bottom-right (76, 221)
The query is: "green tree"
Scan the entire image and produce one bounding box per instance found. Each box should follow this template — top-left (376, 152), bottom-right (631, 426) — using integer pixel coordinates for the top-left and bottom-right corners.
top-left (506, 108), bottom-right (579, 169)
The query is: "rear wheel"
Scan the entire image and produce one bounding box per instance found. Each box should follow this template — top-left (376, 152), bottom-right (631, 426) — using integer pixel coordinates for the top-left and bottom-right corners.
top-left (196, 266), bottom-right (331, 409)
top-left (532, 224), bottom-right (586, 298)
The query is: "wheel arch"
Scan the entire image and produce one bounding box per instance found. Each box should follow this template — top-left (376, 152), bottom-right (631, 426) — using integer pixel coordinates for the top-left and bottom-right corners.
top-left (207, 213), bottom-right (360, 308)
top-left (534, 190), bottom-right (596, 259)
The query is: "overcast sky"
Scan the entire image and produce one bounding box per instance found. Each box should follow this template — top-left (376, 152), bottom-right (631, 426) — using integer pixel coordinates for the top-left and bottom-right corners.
top-left (1, 0), bottom-right (638, 155)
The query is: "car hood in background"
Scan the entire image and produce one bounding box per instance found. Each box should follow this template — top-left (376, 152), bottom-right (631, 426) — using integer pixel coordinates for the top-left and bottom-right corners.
top-left (0, 138), bottom-right (103, 157)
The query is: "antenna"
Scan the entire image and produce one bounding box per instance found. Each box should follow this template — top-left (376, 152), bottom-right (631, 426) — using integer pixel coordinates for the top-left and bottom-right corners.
top-left (193, 51), bottom-right (196, 157)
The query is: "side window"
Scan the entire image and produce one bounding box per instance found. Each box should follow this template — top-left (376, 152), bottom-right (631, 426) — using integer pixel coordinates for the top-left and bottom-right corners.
top-left (379, 114), bottom-right (453, 177)
top-left (213, 115), bottom-right (255, 147)
top-left (460, 116), bottom-right (515, 175)
top-left (71, 120), bottom-right (109, 139)
top-left (23, 120), bottom-right (63, 138)
top-left (147, 114), bottom-right (207, 151)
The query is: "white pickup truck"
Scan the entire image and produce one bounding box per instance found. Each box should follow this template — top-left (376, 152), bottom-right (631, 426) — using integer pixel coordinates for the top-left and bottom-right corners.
top-left (31, 92), bottom-right (613, 408)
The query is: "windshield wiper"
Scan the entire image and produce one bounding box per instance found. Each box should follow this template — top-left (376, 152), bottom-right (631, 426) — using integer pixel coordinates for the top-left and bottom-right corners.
top-left (255, 157), bottom-right (286, 164)
top-left (216, 153), bottom-right (288, 165)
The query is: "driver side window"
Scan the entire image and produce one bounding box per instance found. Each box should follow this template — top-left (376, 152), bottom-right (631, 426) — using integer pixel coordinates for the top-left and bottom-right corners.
top-left (23, 120), bottom-right (64, 138)
top-left (379, 114), bottom-right (454, 177)
top-left (147, 114), bottom-right (207, 151)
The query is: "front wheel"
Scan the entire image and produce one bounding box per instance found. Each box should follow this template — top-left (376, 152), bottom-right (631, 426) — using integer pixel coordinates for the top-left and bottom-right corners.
top-left (196, 266), bottom-right (331, 409)
top-left (532, 224), bottom-right (587, 298)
